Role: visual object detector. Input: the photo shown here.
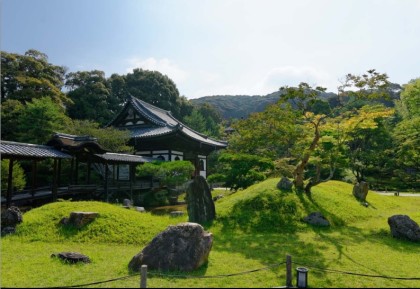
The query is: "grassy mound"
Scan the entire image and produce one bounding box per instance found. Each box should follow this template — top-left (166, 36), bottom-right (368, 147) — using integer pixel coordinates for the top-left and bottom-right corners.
top-left (13, 201), bottom-right (186, 245)
top-left (215, 179), bottom-right (420, 233)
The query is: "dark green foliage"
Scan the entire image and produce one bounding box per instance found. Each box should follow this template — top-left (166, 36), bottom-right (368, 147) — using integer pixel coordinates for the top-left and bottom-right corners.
top-left (183, 103), bottom-right (223, 138)
top-left (124, 69), bottom-right (187, 119)
top-left (191, 90), bottom-right (336, 120)
top-left (1, 50), bottom-right (69, 105)
top-left (137, 161), bottom-right (195, 188)
top-left (16, 97), bottom-right (72, 144)
top-left (213, 153), bottom-right (274, 191)
top-left (142, 190), bottom-right (169, 207)
top-left (66, 120), bottom-right (132, 153)
top-left (0, 99), bottom-right (25, 141)
top-left (1, 159), bottom-right (26, 192)
top-left (65, 70), bottom-right (118, 125)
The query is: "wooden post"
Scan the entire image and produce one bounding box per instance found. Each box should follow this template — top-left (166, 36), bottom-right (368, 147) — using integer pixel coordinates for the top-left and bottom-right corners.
top-left (286, 254), bottom-right (292, 288)
top-left (31, 160), bottom-right (37, 197)
top-left (52, 159), bottom-right (58, 201)
top-left (130, 164), bottom-right (134, 202)
top-left (57, 159), bottom-right (62, 188)
top-left (75, 159), bottom-right (79, 185)
top-left (70, 157), bottom-right (74, 185)
top-left (87, 159), bottom-right (91, 184)
top-left (7, 159), bottom-right (14, 208)
top-left (140, 265), bottom-right (147, 288)
top-left (104, 163), bottom-right (109, 202)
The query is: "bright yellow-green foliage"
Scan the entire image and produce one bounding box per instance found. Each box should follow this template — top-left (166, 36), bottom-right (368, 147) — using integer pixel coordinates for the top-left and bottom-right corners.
top-left (12, 201), bottom-right (185, 245)
top-left (2, 180), bottom-right (420, 288)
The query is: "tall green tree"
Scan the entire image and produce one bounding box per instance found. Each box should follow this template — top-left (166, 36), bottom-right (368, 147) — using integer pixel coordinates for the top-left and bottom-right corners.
top-left (67, 120), bottom-right (132, 153)
top-left (211, 152), bottom-right (274, 191)
top-left (393, 78), bottom-right (420, 187)
top-left (280, 70), bottom-right (391, 193)
top-left (1, 50), bottom-right (69, 105)
top-left (16, 97), bottom-right (71, 144)
top-left (0, 99), bottom-right (25, 140)
top-left (124, 69), bottom-right (185, 118)
top-left (228, 102), bottom-right (300, 159)
top-left (1, 160), bottom-right (26, 192)
top-left (65, 70), bottom-right (116, 125)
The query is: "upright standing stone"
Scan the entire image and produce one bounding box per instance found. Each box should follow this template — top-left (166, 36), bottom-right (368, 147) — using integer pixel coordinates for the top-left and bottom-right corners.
top-left (277, 177), bottom-right (293, 190)
top-left (186, 176), bottom-right (216, 224)
top-left (353, 181), bottom-right (369, 201)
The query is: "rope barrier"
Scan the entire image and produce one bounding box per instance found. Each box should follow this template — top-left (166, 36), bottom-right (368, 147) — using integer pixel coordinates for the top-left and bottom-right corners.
top-left (26, 259), bottom-right (420, 288)
top-left (147, 262), bottom-right (285, 279)
top-left (44, 262), bottom-right (284, 288)
top-left (293, 262), bottom-right (420, 281)
top-left (46, 273), bottom-right (138, 288)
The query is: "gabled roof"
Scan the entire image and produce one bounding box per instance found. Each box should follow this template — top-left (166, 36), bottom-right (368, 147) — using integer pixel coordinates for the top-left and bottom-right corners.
top-left (47, 133), bottom-right (107, 154)
top-left (110, 95), bottom-right (228, 148)
top-left (0, 141), bottom-right (72, 159)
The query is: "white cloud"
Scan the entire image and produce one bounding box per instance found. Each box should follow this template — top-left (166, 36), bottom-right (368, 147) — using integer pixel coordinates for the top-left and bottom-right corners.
top-left (125, 57), bottom-right (188, 84)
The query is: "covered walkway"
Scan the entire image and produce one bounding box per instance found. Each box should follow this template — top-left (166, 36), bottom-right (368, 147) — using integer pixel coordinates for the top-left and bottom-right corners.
top-left (1, 136), bottom-right (157, 207)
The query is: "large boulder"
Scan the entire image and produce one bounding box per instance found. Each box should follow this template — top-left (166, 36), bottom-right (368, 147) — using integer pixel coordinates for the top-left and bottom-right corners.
top-left (128, 222), bottom-right (213, 272)
top-left (277, 177), bottom-right (293, 191)
top-left (186, 176), bottom-right (216, 224)
top-left (353, 181), bottom-right (369, 201)
top-left (388, 215), bottom-right (420, 242)
top-left (1, 206), bottom-right (23, 228)
top-left (303, 212), bottom-right (330, 227)
top-left (60, 212), bottom-right (99, 229)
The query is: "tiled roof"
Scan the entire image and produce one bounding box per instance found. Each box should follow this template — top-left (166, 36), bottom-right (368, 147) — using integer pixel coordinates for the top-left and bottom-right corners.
top-left (128, 96), bottom-right (228, 148)
top-left (0, 141), bottom-right (72, 159)
top-left (94, 153), bottom-right (156, 163)
top-left (47, 133), bottom-right (107, 154)
top-left (129, 126), bottom-right (174, 138)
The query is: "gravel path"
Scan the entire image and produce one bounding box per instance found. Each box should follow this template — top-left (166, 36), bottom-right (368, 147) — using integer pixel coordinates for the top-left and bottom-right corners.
top-left (372, 191), bottom-right (420, 197)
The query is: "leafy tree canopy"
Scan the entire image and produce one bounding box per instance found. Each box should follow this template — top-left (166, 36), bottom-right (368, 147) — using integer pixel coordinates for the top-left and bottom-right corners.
top-left (16, 97), bottom-right (72, 144)
top-left (1, 160), bottom-right (26, 192)
top-left (1, 49), bottom-right (70, 105)
top-left (136, 161), bottom-right (195, 188)
top-left (66, 120), bottom-right (132, 153)
top-left (212, 152), bottom-right (274, 191)
top-left (65, 70), bottom-right (117, 125)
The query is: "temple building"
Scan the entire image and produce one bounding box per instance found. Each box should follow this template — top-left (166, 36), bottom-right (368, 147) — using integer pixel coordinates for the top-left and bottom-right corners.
top-left (108, 95), bottom-right (228, 177)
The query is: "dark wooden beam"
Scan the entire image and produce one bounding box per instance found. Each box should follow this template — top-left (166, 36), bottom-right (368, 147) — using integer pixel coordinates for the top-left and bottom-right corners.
top-left (52, 159), bottom-right (58, 201)
top-left (31, 160), bottom-right (37, 197)
top-left (104, 163), bottom-right (109, 202)
top-left (7, 159), bottom-right (14, 208)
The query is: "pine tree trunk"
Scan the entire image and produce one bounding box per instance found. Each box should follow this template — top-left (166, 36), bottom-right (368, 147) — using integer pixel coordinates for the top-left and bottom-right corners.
top-left (293, 122), bottom-right (321, 192)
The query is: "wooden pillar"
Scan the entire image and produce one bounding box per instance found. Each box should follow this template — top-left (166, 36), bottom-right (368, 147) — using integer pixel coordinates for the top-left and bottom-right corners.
top-left (57, 159), bottom-right (62, 188)
top-left (31, 160), bottom-right (37, 197)
top-left (75, 159), bottom-right (79, 185)
top-left (70, 158), bottom-right (74, 185)
top-left (130, 164), bottom-right (134, 201)
top-left (286, 254), bottom-right (292, 287)
top-left (87, 159), bottom-right (91, 184)
top-left (104, 163), bottom-right (109, 202)
top-left (52, 159), bottom-right (58, 201)
top-left (7, 159), bottom-right (14, 208)
top-left (112, 164), bottom-right (116, 185)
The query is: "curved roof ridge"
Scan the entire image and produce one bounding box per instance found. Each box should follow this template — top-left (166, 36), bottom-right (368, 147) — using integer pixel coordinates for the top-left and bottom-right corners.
top-left (129, 96), bottom-right (174, 127)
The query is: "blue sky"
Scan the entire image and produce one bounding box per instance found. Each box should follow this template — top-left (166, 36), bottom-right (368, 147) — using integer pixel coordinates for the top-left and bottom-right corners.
top-left (2, 0), bottom-right (420, 98)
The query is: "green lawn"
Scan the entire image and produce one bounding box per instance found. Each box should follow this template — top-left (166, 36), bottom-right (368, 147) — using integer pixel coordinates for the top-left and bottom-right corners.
top-left (1, 179), bottom-right (419, 288)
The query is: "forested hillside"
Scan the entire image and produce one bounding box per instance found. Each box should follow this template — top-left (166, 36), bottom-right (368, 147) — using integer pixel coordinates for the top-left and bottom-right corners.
top-left (192, 90), bottom-right (337, 119)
